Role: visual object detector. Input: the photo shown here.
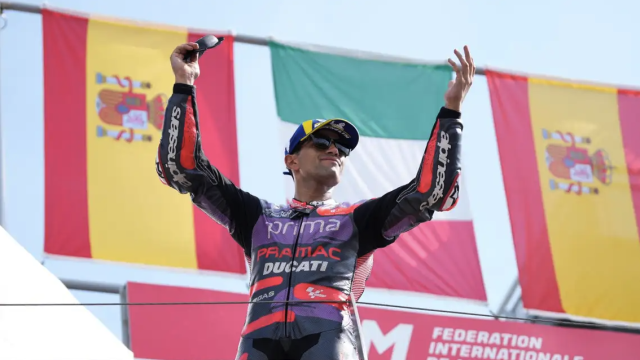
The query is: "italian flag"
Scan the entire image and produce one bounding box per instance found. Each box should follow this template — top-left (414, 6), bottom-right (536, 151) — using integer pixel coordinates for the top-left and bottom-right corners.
top-left (269, 41), bottom-right (487, 302)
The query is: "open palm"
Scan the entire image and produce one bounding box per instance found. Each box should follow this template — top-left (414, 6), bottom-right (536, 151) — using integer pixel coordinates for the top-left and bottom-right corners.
top-left (444, 45), bottom-right (475, 112)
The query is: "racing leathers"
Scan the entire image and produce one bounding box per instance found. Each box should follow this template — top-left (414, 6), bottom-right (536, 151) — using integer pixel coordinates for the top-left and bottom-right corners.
top-left (156, 83), bottom-right (464, 360)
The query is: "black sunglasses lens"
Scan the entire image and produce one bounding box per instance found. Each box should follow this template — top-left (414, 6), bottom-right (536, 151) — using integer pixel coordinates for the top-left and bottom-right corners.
top-left (311, 136), bottom-right (331, 149)
top-left (310, 135), bottom-right (351, 156)
top-left (336, 144), bottom-right (351, 156)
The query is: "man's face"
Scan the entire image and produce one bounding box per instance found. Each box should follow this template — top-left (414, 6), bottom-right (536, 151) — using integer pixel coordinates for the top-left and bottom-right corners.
top-left (286, 129), bottom-right (348, 186)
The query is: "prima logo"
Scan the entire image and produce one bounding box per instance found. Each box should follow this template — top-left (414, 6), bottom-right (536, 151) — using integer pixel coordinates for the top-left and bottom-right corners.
top-left (266, 219), bottom-right (341, 239)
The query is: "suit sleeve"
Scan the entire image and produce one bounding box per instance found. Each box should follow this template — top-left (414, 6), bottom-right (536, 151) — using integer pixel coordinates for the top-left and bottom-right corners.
top-left (155, 83), bottom-right (262, 254)
top-left (354, 106), bottom-right (463, 255)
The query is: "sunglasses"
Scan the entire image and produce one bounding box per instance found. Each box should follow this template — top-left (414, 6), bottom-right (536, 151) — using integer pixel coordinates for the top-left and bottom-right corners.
top-left (303, 134), bottom-right (352, 157)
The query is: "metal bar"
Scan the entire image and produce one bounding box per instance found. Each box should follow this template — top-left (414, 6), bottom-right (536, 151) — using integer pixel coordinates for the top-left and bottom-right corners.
top-left (350, 293), bottom-right (368, 360)
top-left (512, 297), bottom-right (525, 318)
top-left (61, 278), bottom-right (122, 294)
top-left (495, 276), bottom-right (520, 317)
top-left (120, 284), bottom-right (132, 349)
top-left (0, 1), bottom-right (40, 14)
top-left (235, 33), bottom-right (268, 46)
top-left (0, 1), bottom-right (486, 75)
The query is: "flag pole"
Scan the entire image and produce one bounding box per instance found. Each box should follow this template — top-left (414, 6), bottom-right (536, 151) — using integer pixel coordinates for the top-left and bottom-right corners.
top-left (0, 5), bottom-right (6, 229)
top-left (0, 1), bottom-right (486, 75)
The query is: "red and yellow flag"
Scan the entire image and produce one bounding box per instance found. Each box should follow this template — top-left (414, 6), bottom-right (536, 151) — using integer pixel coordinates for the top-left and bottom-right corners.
top-left (486, 69), bottom-right (640, 323)
top-left (42, 9), bottom-right (245, 274)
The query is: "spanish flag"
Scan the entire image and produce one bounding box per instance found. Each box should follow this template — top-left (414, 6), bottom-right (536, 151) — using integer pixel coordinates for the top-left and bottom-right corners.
top-left (42, 9), bottom-right (246, 274)
top-left (486, 69), bottom-right (640, 323)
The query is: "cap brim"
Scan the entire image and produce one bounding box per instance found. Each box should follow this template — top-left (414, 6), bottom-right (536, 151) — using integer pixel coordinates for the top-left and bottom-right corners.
top-left (303, 118), bottom-right (360, 150)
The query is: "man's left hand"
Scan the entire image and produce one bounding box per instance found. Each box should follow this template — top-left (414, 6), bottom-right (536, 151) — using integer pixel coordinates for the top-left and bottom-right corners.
top-left (444, 45), bottom-right (475, 112)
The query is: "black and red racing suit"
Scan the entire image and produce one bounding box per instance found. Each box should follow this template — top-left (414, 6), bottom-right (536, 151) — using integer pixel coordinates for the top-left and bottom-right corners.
top-left (156, 83), bottom-right (464, 360)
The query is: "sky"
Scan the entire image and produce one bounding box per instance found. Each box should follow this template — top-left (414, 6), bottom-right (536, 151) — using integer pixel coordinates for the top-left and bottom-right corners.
top-left (1, 0), bottom-right (640, 346)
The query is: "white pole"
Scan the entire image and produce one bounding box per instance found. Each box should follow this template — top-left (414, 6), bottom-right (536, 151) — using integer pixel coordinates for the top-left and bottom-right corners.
top-left (0, 8), bottom-right (6, 229)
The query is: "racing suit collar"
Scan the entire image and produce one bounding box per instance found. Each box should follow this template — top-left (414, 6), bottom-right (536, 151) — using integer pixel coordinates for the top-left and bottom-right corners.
top-left (289, 198), bottom-right (337, 210)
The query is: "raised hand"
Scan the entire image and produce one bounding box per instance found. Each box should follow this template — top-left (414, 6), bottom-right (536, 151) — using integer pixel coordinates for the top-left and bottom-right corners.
top-left (444, 45), bottom-right (475, 112)
top-left (170, 42), bottom-right (201, 85)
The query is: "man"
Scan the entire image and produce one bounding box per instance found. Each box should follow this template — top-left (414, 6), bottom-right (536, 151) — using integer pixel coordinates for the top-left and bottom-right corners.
top-left (156, 41), bottom-right (474, 360)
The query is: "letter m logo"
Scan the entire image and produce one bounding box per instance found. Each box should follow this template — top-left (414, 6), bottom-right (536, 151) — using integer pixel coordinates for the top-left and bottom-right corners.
top-left (361, 320), bottom-right (413, 360)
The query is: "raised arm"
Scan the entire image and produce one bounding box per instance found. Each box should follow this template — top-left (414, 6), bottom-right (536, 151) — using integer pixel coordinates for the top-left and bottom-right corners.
top-left (354, 45), bottom-right (474, 254)
top-left (155, 42), bottom-right (262, 252)
top-left (353, 107), bottom-right (463, 253)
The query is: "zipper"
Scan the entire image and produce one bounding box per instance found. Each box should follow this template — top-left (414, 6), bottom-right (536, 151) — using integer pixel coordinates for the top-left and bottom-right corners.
top-left (284, 212), bottom-right (305, 338)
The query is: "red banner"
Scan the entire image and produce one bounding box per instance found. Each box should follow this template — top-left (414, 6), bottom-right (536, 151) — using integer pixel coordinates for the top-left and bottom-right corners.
top-left (126, 282), bottom-right (640, 360)
top-left (126, 282), bottom-right (248, 360)
top-left (364, 220), bottom-right (485, 301)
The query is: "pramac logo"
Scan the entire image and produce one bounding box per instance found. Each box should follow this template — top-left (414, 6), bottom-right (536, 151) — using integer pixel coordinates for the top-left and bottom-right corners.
top-left (542, 128), bottom-right (613, 195)
top-left (94, 72), bottom-right (168, 143)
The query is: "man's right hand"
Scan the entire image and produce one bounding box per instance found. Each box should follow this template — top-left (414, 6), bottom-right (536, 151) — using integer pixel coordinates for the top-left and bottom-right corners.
top-left (170, 42), bottom-right (200, 86)
top-left (444, 45), bottom-right (475, 112)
